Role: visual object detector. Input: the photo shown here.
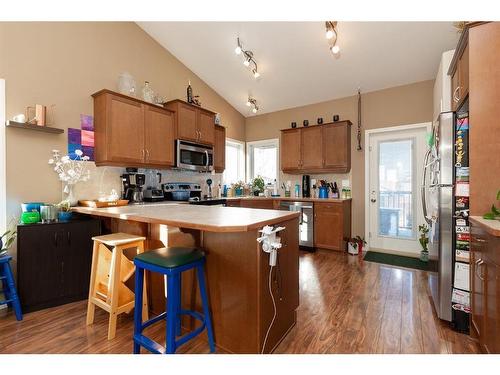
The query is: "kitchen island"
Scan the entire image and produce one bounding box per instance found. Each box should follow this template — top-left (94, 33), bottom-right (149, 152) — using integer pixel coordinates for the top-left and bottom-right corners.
top-left (73, 204), bottom-right (300, 353)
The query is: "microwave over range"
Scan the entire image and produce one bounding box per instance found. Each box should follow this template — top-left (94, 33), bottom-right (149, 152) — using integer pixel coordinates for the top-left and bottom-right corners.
top-left (176, 140), bottom-right (214, 172)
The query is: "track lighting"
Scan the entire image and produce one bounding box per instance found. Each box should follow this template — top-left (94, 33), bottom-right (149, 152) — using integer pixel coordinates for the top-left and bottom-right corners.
top-left (234, 37), bottom-right (260, 79)
top-left (246, 97), bottom-right (259, 114)
top-left (325, 21), bottom-right (340, 57)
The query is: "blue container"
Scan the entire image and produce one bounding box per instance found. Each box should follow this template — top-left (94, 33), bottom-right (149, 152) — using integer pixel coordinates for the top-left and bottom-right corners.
top-left (58, 211), bottom-right (73, 222)
top-left (319, 187), bottom-right (329, 199)
top-left (21, 202), bottom-right (44, 213)
top-left (235, 187), bottom-right (243, 196)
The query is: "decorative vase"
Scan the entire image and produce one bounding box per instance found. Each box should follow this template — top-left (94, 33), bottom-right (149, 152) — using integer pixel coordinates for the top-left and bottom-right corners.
top-left (235, 187), bottom-right (243, 196)
top-left (64, 184), bottom-right (78, 207)
top-left (420, 250), bottom-right (429, 262)
top-left (303, 120), bottom-right (309, 127)
top-left (58, 211), bottom-right (73, 222)
top-left (291, 122), bottom-right (297, 128)
top-left (317, 117), bottom-right (323, 124)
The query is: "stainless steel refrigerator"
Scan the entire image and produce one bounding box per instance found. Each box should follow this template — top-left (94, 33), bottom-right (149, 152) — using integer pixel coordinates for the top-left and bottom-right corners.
top-left (422, 111), bottom-right (454, 322)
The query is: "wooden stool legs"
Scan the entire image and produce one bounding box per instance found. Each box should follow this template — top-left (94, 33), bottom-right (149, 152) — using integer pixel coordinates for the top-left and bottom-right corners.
top-left (86, 236), bottom-right (148, 340)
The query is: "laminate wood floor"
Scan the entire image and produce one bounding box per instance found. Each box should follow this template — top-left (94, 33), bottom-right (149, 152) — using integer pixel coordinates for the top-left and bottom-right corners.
top-left (0, 250), bottom-right (481, 354)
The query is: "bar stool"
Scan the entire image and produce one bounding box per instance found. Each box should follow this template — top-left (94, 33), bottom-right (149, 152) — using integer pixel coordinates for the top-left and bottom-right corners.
top-left (86, 232), bottom-right (148, 340)
top-left (133, 247), bottom-right (215, 354)
top-left (0, 255), bottom-right (22, 321)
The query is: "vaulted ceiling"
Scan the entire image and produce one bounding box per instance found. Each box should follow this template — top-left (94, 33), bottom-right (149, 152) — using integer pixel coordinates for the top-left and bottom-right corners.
top-left (138, 22), bottom-right (458, 116)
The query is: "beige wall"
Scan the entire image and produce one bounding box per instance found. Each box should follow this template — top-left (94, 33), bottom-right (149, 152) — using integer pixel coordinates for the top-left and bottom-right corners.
top-left (245, 80), bottom-right (435, 236)
top-left (0, 22), bottom-right (245, 246)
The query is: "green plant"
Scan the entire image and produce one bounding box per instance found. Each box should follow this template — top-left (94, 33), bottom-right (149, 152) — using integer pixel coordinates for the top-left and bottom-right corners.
top-left (232, 181), bottom-right (245, 189)
top-left (0, 229), bottom-right (17, 257)
top-left (354, 235), bottom-right (367, 245)
top-left (251, 176), bottom-right (265, 193)
top-left (418, 224), bottom-right (429, 253)
top-left (483, 190), bottom-right (500, 220)
top-left (57, 200), bottom-right (71, 212)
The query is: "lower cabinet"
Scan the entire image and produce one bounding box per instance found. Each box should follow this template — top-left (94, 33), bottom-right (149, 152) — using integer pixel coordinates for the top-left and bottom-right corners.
top-left (314, 201), bottom-right (352, 251)
top-left (17, 218), bottom-right (101, 313)
top-left (471, 222), bottom-right (500, 353)
top-left (239, 199), bottom-right (275, 210)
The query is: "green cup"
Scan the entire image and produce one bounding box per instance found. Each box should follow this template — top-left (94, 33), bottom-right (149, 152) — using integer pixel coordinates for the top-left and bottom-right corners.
top-left (21, 211), bottom-right (41, 224)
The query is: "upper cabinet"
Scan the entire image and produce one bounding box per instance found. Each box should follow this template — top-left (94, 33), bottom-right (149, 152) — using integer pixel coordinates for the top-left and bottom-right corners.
top-left (92, 89), bottom-right (175, 168)
top-left (280, 121), bottom-right (351, 174)
top-left (165, 100), bottom-right (216, 146)
top-left (214, 125), bottom-right (226, 173)
top-left (449, 32), bottom-right (470, 111)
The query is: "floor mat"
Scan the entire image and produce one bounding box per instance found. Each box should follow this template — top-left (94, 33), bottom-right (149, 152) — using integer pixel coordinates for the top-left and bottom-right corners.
top-left (363, 251), bottom-right (438, 272)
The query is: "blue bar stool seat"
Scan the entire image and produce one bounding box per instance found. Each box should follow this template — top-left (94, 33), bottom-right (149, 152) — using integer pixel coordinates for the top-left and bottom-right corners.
top-left (0, 255), bottom-right (23, 321)
top-left (133, 247), bottom-right (215, 354)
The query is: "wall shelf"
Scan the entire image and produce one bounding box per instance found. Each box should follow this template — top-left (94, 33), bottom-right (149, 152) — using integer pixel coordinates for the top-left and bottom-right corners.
top-left (5, 120), bottom-right (64, 134)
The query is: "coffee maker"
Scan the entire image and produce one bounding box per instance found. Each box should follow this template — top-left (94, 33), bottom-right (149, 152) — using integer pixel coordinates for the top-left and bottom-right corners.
top-left (121, 168), bottom-right (146, 203)
top-left (302, 175), bottom-right (311, 198)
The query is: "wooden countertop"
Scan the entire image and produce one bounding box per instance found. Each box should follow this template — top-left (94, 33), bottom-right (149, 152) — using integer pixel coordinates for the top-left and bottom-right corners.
top-left (470, 216), bottom-right (500, 237)
top-left (225, 196), bottom-right (351, 203)
top-left (72, 204), bottom-right (299, 233)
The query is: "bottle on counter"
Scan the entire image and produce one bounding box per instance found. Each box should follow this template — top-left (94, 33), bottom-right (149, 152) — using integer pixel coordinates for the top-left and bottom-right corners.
top-left (294, 183), bottom-right (300, 198)
top-left (332, 182), bottom-right (339, 199)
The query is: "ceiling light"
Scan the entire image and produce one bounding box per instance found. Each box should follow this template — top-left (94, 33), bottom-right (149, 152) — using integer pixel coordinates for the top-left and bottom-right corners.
top-left (234, 37), bottom-right (260, 79)
top-left (247, 97), bottom-right (259, 114)
top-left (325, 21), bottom-right (340, 58)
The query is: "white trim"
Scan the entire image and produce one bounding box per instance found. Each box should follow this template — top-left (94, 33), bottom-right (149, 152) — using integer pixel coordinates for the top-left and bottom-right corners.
top-left (246, 138), bottom-right (279, 184)
top-left (364, 122), bottom-right (431, 252)
top-left (0, 79), bottom-right (5, 234)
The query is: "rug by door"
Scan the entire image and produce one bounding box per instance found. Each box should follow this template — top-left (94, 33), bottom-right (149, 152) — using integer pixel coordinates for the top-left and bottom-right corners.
top-left (363, 251), bottom-right (438, 272)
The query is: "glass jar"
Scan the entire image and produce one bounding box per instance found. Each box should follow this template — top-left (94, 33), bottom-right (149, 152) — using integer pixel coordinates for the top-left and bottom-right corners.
top-left (142, 81), bottom-right (154, 103)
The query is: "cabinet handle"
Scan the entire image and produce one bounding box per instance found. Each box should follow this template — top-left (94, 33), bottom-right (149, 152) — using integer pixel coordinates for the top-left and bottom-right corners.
top-left (146, 149), bottom-right (150, 160)
top-left (67, 231), bottom-right (71, 246)
top-left (453, 86), bottom-right (461, 103)
top-left (476, 259), bottom-right (485, 281)
top-left (54, 231), bottom-right (58, 246)
top-left (141, 149), bottom-right (145, 160)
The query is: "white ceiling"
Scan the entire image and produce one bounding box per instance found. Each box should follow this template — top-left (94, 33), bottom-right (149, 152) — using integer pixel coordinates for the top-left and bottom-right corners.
top-left (138, 22), bottom-right (458, 116)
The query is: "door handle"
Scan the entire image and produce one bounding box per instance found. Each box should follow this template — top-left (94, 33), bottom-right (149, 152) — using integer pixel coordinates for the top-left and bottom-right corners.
top-left (371, 198), bottom-right (377, 203)
top-left (370, 190), bottom-right (377, 203)
top-left (421, 148), bottom-right (432, 225)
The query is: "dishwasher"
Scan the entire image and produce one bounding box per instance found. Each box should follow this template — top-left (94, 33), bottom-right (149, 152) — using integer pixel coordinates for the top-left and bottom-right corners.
top-left (279, 201), bottom-right (314, 250)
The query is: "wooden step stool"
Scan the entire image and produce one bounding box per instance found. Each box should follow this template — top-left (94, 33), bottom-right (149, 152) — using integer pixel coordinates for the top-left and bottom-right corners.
top-left (86, 233), bottom-right (148, 340)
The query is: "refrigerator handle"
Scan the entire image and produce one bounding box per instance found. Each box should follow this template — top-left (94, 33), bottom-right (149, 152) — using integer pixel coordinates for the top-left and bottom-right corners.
top-left (421, 148), bottom-right (432, 225)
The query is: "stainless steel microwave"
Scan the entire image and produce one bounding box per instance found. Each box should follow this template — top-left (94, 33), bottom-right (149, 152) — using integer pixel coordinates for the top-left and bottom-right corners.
top-left (176, 140), bottom-right (214, 172)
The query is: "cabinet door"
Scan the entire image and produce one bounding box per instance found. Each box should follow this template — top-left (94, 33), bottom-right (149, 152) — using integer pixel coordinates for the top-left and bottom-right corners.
top-left (17, 225), bottom-right (64, 312)
top-left (484, 259), bottom-right (499, 354)
top-left (281, 130), bottom-right (302, 172)
top-left (61, 220), bottom-right (100, 299)
top-left (108, 95), bottom-right (145, 164)
top-left (301, 126), bottom-right (323, 170)
top-left (198, 110), bottom-right (215, 145)
top-left (451, 68), bottom-right (460, 111)
top-left (144, 105), bottom-right (175, 167)
top-left (471, 225), bottom-right (486, 342)
top-left (314, 203), bottom-right (344, 251)
top-left (323, 123), bottom-right (351, 172)
top-left (459, 43), bottom-right (469, 100)
top-left (214, 125), bottom-right (226, 172)
top-left (177, 103), bottom-right (198, 142)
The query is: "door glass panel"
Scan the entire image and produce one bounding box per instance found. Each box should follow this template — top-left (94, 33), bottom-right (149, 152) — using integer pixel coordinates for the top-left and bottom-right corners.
top-left (378, 139), bottom-right (414, 238)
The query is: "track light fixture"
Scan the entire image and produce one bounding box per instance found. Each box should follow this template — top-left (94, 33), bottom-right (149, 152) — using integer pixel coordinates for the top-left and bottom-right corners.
top-left (246, 97), bottom-right (259, 114)
top-left (325, 21), bottom-right (340, 56)
top-left (235, 37), bottom-right (260, 79)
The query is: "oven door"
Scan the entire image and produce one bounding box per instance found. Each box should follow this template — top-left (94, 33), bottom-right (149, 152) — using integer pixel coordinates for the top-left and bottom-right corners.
top-left (176, 140), bottom-right (213, 172)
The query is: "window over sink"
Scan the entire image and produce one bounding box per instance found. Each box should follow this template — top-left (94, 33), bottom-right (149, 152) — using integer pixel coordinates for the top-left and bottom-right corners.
top-left (246, 139), bottom-right (279, 185)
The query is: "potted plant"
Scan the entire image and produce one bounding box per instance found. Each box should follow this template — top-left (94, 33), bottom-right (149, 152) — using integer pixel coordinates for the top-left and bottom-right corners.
top-left (57, 200), bottom-right (73, 222)
top-left (419, 224), bottom-right (430, 262)
top-left (482, 190), bottom-right (500, 220)
top-left (1, 227), bottom-right (17, 257)
top-left (232, 181), bottom-right (245, 197)
top-left (251, 176), bottom-right (265, 196)
top-left (347, 237), bottom-right (359, 255)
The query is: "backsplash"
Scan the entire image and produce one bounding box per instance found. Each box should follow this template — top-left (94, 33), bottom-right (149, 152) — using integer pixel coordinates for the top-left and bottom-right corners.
top-left (280, 171), bottom-right (352, 196)
top-left (71, 163), bottom-right (222, 202)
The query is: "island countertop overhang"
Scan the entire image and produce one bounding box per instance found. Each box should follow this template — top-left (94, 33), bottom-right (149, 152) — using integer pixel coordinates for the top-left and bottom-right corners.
top-left (72, 204), bottom-right (300, 232)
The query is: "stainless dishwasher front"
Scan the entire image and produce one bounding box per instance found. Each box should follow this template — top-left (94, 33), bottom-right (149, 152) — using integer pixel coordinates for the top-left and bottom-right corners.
top-left (279, 201), bottom-right (314, 250)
